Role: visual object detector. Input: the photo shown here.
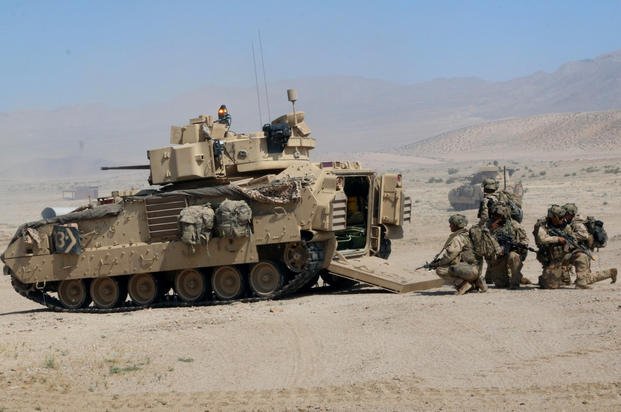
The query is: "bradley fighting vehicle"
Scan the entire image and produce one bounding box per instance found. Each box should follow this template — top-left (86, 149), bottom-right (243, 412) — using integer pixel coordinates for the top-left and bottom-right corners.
top-left (448, 165), bottom-right (523, 211)
top-left (2, 90), bottom-right (440, 312)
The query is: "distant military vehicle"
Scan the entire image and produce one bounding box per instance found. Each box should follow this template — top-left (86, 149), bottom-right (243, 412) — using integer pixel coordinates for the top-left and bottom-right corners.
top-left (448, 165), bottom-right (523, 211)
top-left (2, 90), bottom-right (441, 313)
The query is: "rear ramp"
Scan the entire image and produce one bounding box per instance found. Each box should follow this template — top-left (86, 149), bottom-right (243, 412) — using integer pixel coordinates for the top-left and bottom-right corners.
top-left (327, 254), bottom-right (444, 293)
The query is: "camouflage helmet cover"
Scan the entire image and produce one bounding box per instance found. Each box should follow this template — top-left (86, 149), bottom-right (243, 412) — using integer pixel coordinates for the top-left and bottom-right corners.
top-left (547, 204), bottom-right (566, 219)
top-left (563, 203), bottom-right (578, 215)
top-left (482, 178), bottom-right (499, 191)
top-left (449, 214), bottom-right (468, 229)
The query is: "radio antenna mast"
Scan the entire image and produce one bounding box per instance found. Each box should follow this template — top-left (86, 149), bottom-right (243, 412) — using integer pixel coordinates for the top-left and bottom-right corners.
top-left (251, 42), bottom-right (263, 126)
top-left (258, 30), bottom-right (271, 121)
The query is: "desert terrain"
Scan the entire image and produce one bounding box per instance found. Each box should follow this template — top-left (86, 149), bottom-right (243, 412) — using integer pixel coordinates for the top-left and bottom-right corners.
top-left (0, 155), bottom-right (619, 411)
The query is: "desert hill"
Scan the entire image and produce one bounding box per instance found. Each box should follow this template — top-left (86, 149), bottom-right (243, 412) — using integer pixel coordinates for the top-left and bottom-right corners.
top-left (1, 49), bottom-right (621, 175)
top-left (401, 110), bottom-right (621, 160)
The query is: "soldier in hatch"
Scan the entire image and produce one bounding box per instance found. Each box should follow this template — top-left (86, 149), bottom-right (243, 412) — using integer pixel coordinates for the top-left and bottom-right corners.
top-left (216, 104), bottom-right (232, 127)
top-left (535, 204), bottom-right (617, 289)
top-left (426, 214), bottom-right (485, 295)
top-left (484, 204), bottom-right (529, 289)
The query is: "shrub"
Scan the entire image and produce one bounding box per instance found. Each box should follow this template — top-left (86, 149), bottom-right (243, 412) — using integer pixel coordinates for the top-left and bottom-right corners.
top-left (427, 177), bottom-right (443, 183)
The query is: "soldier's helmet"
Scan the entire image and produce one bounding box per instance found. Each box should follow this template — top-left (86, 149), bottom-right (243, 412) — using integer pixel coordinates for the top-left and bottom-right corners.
top-left (563, 203), bottom-right (578, 216)
top-left (491, 202), bottom-right (510, 219)
top-left (482, 178), bottom-right (499, 192)
top-left (218, 104), bottom-right (228, 118)
top-left (547, 204), bottom-right (566, 219)
top-left (449, 214), bottom-right (468, 229)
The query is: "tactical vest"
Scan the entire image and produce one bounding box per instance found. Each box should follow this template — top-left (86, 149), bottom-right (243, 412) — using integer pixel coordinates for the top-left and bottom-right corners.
top-left (456, 229), bottom-right (478, 265)
top-left (533, 218), bottom-right (566, 264)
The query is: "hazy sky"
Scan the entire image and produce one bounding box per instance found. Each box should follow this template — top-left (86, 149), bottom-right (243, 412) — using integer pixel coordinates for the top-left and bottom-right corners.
top-left (1, 0), bottom-right (620, 112)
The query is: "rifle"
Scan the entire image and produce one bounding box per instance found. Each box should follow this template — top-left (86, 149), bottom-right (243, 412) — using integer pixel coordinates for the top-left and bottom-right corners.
top-left (415, 260), bottom-right (441, 271)
top-left (548, 228), bottom-right (594, 260)
top-left (496, 232), bottom-right (538, 255)
top-left (416, 249), bottom-right (444, 271)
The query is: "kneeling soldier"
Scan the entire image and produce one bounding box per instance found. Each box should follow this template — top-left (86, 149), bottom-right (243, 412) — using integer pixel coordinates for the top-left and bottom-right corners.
top-left (425, 214), bottom-right (484, 295)
top-left (485, 204), bottom-right (529, 289)
top-left (535, 204), bottom-right (617, 289)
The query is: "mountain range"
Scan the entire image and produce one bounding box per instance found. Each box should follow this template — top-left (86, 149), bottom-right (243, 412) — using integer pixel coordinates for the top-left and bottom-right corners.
top-left (1, 49), bottom-right (621, 176)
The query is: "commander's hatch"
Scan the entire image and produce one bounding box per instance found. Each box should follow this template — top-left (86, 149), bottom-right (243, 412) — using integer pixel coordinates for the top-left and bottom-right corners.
top-left (327, 253), bottom-right (444, 294)
top-left (374, 174), bottom-right (411, 226)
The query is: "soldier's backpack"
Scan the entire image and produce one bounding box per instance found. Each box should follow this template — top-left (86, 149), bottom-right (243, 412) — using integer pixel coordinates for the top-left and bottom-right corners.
top-left (498, 191), bottom-right (523, 223)
top-left (584, 216), bottom-right (608, 248)
top-left (482, 191), bottom-right (523, 223)
top-left (469, 225), bottom-right (502, 260)
top-left (215, 199), bottom-right (252, 238)
top-left (178, 205), bottom-right (215, 246)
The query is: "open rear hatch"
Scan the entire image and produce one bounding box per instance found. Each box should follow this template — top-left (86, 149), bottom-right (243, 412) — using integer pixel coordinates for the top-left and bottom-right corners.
top-left (328, 253), bottom-right (444, 293)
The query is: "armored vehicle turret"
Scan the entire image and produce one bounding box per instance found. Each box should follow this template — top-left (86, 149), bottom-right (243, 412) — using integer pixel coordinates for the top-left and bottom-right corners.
top-left (2, 90), bottom-right (428, 312)
top-left (448, 165), bottom-right (523, 211)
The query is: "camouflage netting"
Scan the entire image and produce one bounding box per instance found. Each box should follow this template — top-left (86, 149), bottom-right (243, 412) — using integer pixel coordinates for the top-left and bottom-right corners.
top-left (135, 176), bottom-right (313, 205)
top-left (237, 177), bottom-right (312, 205)
top-left (8, 203), bottom-right (124, 245)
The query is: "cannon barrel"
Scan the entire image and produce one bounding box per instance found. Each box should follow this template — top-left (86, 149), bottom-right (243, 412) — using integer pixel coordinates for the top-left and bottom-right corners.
top-left (101, 165), bottom-right (150, 170)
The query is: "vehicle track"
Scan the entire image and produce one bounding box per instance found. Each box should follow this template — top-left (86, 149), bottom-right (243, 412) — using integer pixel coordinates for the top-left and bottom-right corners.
top-left (9, 242), bottom-right (325, 313)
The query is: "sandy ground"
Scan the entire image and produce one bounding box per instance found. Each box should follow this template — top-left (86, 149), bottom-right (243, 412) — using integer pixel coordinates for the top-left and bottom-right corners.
top-left (0, 158), bottom-right (620, 411)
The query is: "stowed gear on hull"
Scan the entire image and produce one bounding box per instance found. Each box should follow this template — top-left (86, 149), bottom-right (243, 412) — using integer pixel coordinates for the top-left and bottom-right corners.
top-left (2, 90), bottom-right (419, 312)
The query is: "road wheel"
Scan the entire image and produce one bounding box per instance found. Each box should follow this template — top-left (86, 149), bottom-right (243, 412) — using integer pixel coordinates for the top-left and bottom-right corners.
top-left (128, 273), bottom-right (158, 306)
top-left (283, 242), bottom-right (309, 273)
top-left (174, 269), bottom-right (208, 302)
top-left (249, 261), bottom-right (285, 297)
top-left (90, 277), bottom-right (126, 309)
top-left (58, 279), bottom-right (91, 309)
top-left (211, 266), bottom-right (245, 300)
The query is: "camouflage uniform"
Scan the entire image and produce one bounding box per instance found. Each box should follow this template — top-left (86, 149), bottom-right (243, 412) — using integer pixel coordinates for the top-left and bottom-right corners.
top-left (561, 203), bottom-right (617, 289)
top-left (477, 178), bottom-right (500, 226)
top-left (434, 214), bottom-right (484, 295)
top-left (484, 204), bottom-right (528, 289)
top-left (559, 203), bottom-right (588, 285)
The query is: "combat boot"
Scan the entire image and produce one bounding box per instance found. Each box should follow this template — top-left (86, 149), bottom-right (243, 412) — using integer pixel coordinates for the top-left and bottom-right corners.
top-left (456, 282), bottom-right (473, 295)
top-left (520, 277), bottom-right (532, 285)
top-left (589, 268), bottom-right (617, 285)
top-left (475, 277), bottom-right (488, 293)
top-left (575, 279), bottom-right (592, 289)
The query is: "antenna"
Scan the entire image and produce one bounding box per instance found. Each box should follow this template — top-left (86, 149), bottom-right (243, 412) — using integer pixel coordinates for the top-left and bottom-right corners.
top-left (251, 42), bottom-right (263, 126)
top-left (258, 30), bottom-right (271, 121)
top-left (287, 89), bottom-right (298, 127)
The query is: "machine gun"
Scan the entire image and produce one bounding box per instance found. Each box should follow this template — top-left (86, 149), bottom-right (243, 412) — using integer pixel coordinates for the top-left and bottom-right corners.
top-left (549, 228), bottom-right (594, 260)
